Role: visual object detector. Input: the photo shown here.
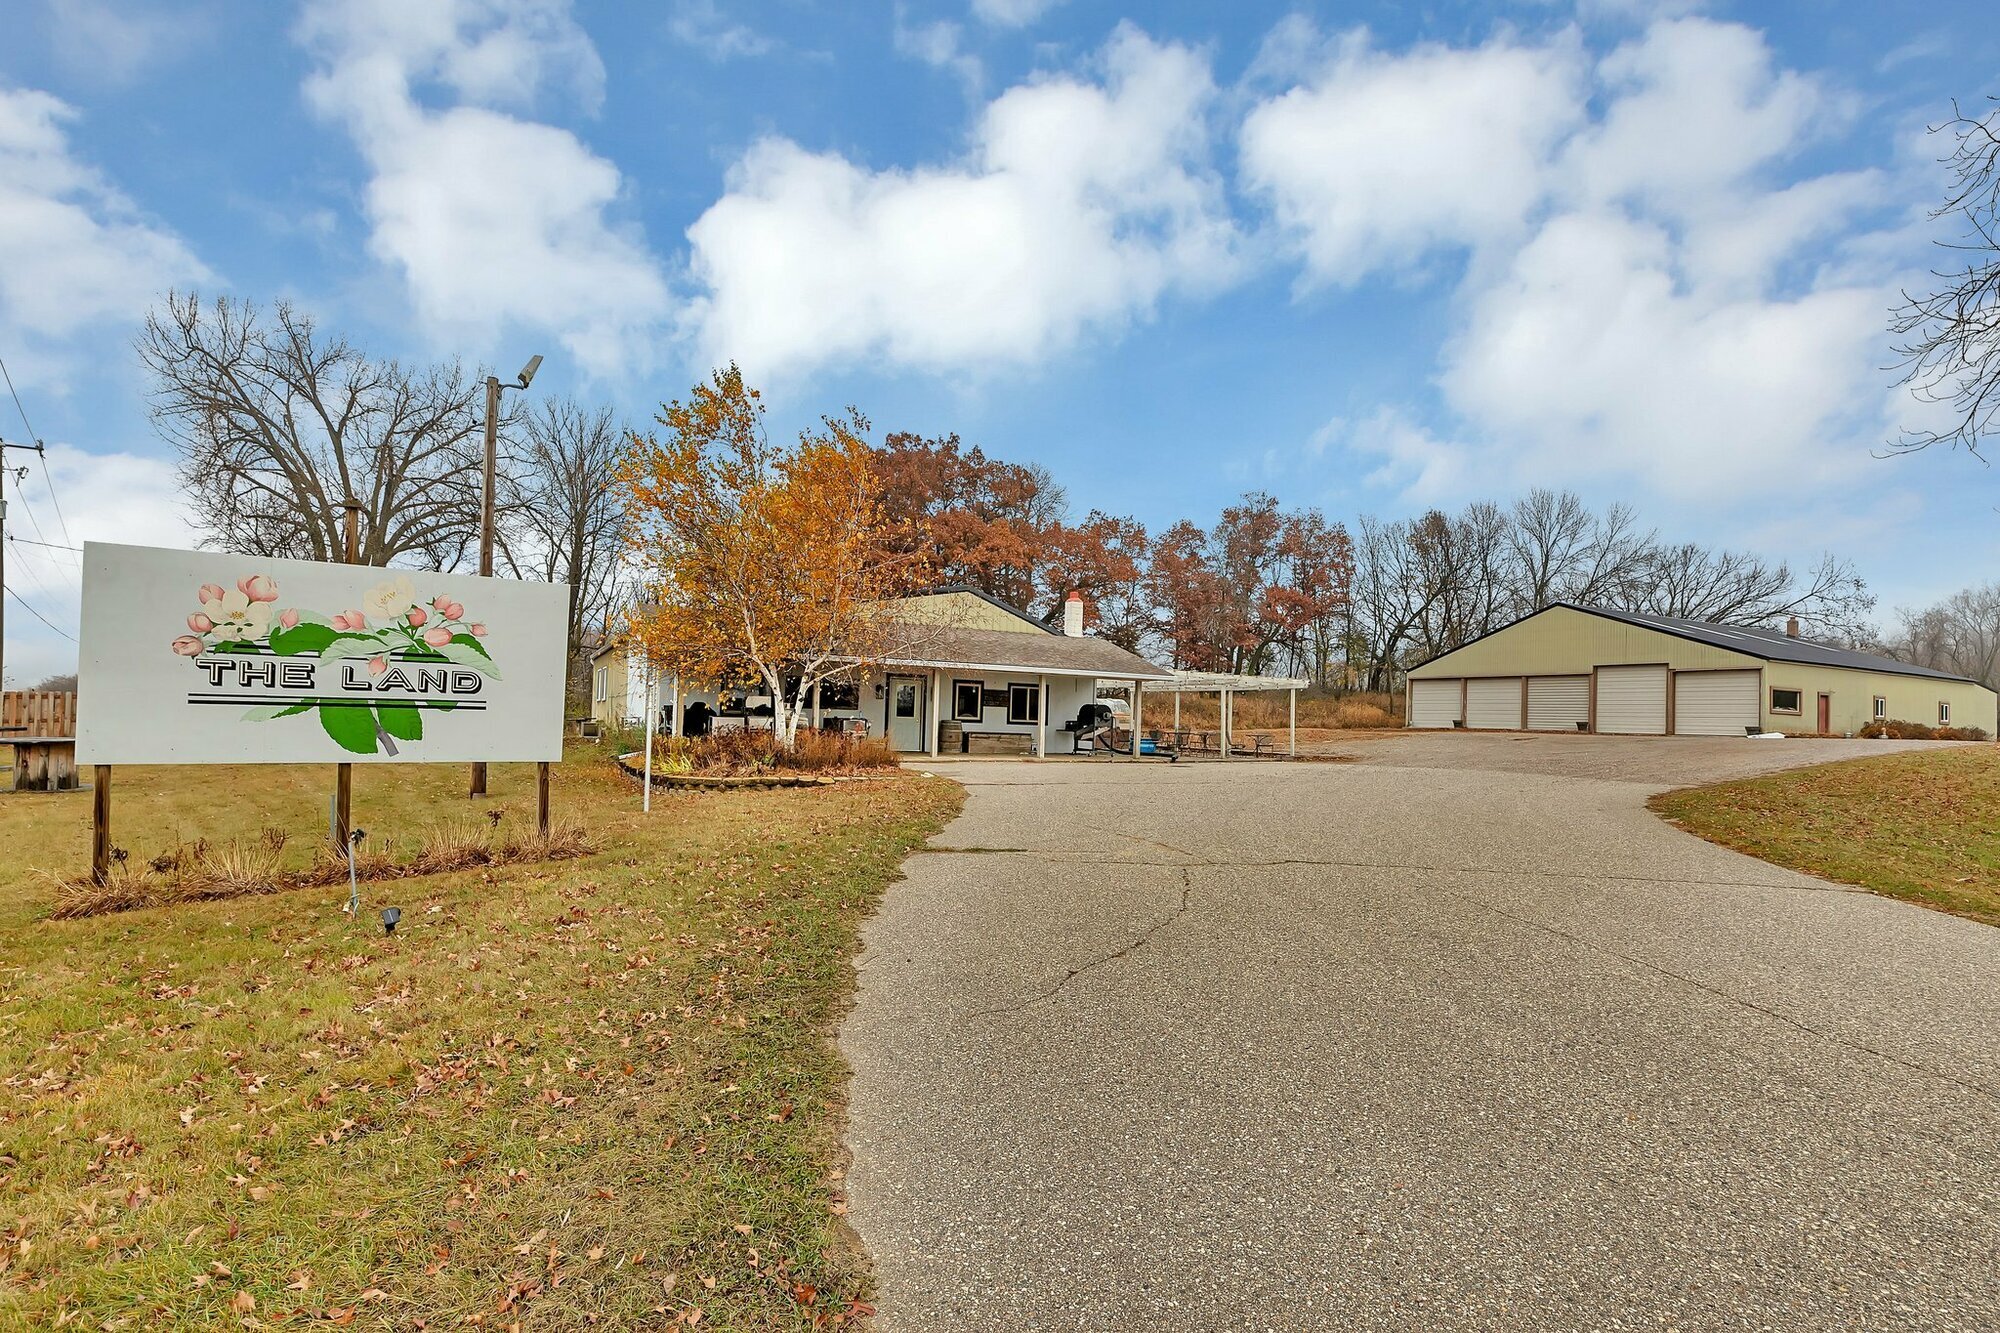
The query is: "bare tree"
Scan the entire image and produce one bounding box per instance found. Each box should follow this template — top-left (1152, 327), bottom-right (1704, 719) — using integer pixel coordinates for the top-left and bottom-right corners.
top-left (1635, 546), bottom-right (1874, 639)
top-left (139, 292), bottom-right (492, 566)
top-left (1891, 96), bottom-right (2000, 457)
top-left (505, 398), bottom-right (629, 701)
top-left (1887, 582), bottom-right (2000, 688)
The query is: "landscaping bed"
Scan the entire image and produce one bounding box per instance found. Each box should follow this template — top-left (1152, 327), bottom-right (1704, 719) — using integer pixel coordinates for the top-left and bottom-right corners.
top-left (1651, 744), bottom-right (2000, 927)
top-left (0, 741), bottom-right (961, 1328)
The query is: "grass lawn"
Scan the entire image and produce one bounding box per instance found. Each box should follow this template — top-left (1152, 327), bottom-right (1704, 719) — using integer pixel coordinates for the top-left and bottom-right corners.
top-left (0, 744), bottom-right (961, 1328)
top-left (1651, 744), bottom-right (2000, 927)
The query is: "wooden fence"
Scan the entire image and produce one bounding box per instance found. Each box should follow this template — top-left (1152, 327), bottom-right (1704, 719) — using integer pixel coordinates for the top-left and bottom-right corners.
top-left (1, 691), bottom-right (77, 738)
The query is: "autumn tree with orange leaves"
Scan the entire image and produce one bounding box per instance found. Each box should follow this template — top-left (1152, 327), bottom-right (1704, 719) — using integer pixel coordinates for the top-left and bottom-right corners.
top-left (619, 366), bottom-right (922, 745)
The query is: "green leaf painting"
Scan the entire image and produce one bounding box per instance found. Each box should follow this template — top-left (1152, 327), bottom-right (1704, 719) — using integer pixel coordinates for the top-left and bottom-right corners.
top-left (175, 571), bottom-right (500, 757)
top-left (377, 703), bottom-right (424, 743)
top-left (318, 703), bottom-right (380, 755)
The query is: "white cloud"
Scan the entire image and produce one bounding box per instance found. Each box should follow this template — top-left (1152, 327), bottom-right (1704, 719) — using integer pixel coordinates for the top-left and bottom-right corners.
top-left (1442, 209), bottom-right (1889, 498)
top-left (1322, 408), bottom-right (1469, 502)
top-left (971, 0), bottom-right (1062, 29)
top-left (683, 25), bottom-right (1239, 378)
top-left (2, 443), bottom-right (195, 686)
top-left (297, 0), bottom-right (670, 378)
top-left (895, 13), bottom-right (983, 94)
top-left (1247, 17), bottom-right (1912, 506)
top-left (44, 0), bottom-right (189, 85)
top-left (666, 0), bottom-right (773, 61)
top-left (0, 86), bottom-right (206, 384)
top-left (1560, 15), bottom-right (1835, 218)
top-left (1239, 26), bottom-right (1586, 285)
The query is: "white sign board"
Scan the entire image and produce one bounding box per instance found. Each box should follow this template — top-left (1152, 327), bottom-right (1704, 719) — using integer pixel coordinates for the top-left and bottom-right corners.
top-left (77, 543), bottom-right (570, 765)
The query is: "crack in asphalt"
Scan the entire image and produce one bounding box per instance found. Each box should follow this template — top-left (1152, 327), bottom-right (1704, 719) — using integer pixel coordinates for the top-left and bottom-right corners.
top-left (1434, 884), bottom-right (2000, 1105)
top-left (968, 869), bottom-right (1194, 1019)
top-left (941, 845), bottom-right (1990, 1103)
top-left (922, 845), bottom-right (1828, 893)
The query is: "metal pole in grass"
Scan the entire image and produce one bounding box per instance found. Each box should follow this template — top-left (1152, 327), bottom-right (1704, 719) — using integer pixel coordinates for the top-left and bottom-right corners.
top-left (345, 828), bottom-right (364, 924)
top-left (642, 662), bottom-right (655, 814)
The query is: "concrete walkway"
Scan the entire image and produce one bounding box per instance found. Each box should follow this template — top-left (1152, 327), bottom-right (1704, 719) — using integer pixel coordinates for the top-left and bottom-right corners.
top-left (840, 734), bottom-right (2000, 1331)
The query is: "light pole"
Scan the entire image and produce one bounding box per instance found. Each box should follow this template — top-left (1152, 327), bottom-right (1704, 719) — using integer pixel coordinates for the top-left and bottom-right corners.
top-left (469, 354), bottom-right (541, 798)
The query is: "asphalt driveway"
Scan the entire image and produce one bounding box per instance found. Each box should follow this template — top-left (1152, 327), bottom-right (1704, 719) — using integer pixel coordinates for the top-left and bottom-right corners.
top-left (839, 734), bottom-right (2000, 1331)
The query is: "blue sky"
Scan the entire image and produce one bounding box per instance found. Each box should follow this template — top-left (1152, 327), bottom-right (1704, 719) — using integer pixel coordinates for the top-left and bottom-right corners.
top-left (0, 0), bottom-right (1996, 684)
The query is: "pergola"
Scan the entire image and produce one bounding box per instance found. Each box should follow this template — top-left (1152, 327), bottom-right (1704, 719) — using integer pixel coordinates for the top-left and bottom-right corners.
top-left (1142, 670), bottom-right (1309, 758)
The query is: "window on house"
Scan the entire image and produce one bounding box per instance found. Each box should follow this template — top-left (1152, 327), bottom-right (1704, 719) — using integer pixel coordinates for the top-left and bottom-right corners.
top-left (953, 680), bottom-right (983, 722)
top-left (1007, 682), bottom-right (1040, 725)
top-left (1940, 701), bottom-right (1952, 725)
top-left (1770, 688), bottom-right (1802, 715)
top-left (1873, 696), bottom-right (1887, 720)
top-left (815, 679), bottom-right (859, 711)
top-left (594, 666), bottom-right (608, 702)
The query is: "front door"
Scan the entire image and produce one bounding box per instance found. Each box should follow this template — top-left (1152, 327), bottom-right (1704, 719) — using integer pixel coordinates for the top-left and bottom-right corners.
top-left (1817, 693), bottom-right (1832, 734)
top-left (887, 674), bottom-right (926, 752)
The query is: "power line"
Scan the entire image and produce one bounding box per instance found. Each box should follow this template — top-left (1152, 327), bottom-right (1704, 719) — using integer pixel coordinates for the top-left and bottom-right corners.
top-left (3, 584), bottom-right (76, 642)
top-left (8, 535), bottom-right (78, 553)
top-left (5, 538), bottom-right (62, 605)
top-left (0, 355), bottom-right (72, 545)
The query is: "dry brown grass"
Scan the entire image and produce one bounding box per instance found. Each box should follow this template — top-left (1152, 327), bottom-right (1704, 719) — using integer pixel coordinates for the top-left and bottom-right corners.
top-left (48, 813), bottom-right (596, 919)
top-left (1150, 690), bottom-right (1404, 730)
top-left (1, 745), bottom-right (964, 1327)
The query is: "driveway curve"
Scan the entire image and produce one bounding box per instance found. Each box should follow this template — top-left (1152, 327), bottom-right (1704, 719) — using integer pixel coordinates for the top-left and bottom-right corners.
top-left (840, 734), bottom-right (2000, 1331)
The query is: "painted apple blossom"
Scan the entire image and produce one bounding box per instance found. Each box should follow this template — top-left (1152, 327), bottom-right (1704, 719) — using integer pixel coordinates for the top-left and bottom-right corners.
top-left (167, 573), bottom-right (502, 756)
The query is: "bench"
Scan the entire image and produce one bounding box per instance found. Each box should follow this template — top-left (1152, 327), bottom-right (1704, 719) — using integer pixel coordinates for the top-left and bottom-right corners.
top-left (9, 737), bottom-right (79, 791)
top-left (964, 731), bottom-right (1034, 756)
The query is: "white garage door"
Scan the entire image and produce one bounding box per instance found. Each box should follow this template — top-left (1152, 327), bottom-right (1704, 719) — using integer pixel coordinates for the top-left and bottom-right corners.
top-left (1527, 676), bottom-right (1589, 732)
top-left (1674, 669), bottom-right (1759, 736)
top-left (1409, 679), bottom-right (1461, 728)
top-left (1596, 664), bottom-right (1667, 735)
top-left (1465, 678), bottom-right (1523, 730)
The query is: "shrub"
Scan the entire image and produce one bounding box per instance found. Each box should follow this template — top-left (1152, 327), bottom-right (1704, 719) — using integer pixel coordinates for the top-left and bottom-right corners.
top-left (1857, 719), bottom-right (1989, 741)
top-left (648, 729), bottom-right (898, 777)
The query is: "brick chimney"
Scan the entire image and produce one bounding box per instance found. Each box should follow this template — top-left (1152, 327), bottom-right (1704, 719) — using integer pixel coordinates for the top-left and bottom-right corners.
top-left (1063, 591), bottom-right (1085, 637)
top-left (1785, 617), bottom-right (1800, 638)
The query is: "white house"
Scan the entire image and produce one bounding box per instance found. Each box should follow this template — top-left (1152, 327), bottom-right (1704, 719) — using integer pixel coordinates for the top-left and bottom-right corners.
top-left (591, 586), bottom-right (1172, 756)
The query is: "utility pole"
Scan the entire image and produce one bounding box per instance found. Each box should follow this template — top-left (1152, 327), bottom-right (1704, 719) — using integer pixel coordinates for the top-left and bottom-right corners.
top-left (469, 354), bottom-right (541, 799)
top-left (0, 438), bottom-right (47, 693)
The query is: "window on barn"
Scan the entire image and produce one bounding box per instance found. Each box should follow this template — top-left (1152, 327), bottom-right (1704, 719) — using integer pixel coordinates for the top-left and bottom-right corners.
top-left (1940, 701), bottom-right (1952, 725)
top-left (953, 680), bottom-right (983, 722)
top-left (1873, 696), bottom-right (1887, 720)
top-left (595, 666), bottom-right (608, 702)
top-left (1007, 683), bottom-right (1040, 725)
top-left (1770, 688), bottom-right (1802, 715)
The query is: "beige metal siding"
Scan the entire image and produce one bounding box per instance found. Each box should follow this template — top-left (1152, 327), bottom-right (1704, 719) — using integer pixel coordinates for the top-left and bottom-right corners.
top-left (1596, 664), bottom-right (1667, 734)
top-left (1526, 676), bottom-right (1589, 731)
top-left (1410, 679), bottom-right (1462, 728)
top-left (1674, 670), bottom-right (1759, 736)
top-left (1408, 606), bottom-right (1762, 680)
top-left (1465, 678), bottom-right (1523, 729)
top-left (1760, 666), bottom-right (1999, 737)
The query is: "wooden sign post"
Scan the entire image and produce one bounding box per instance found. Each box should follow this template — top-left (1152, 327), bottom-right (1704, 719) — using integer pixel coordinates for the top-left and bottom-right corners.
top-left (91, 764), bottom-right (111, 885)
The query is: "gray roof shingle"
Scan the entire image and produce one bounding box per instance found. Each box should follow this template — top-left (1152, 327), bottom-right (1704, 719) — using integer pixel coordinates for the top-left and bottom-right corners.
top-left (1557, 603), bottom-right (1983, 685)
top-left (873, 623), bottom-right (1171, 679)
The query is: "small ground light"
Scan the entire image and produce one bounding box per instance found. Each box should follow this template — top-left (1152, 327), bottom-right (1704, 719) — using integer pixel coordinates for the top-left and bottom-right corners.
top-left (381, 906), bottom-right (402, 935)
